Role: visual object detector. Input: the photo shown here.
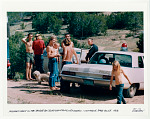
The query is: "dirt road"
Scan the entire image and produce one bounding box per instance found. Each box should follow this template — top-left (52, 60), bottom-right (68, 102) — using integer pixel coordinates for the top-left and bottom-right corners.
top-left (7, 80), bottom-right (144, 104)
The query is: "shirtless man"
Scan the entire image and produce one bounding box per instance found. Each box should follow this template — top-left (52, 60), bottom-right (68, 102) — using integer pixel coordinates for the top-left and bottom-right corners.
top-left (61, 34), bottom-right (74, 49)
top-left (21, 33), bottom-right (34, 80)
top-left (46, 36), bottom-right (61, 90)
top-left (62, 37), bottom-right (79, 67)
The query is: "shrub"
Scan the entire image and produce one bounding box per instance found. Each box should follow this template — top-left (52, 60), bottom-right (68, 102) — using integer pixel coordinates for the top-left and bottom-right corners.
top-left (47, 15), bottom-right (63, 35)
top-left (32, 13), bottom-right (63, 34)
top-left (67, 13), bottom-right (107, 39)
top-left (9, 31), bottom-right (26, 78)
top-left (32, 13), bottom-right (48, 33)
top-left (14, 72), bottom-right (20, 81)
top-left (20, 23), bottom-right (25, 29)
top-left (136, 33), bottom-right (144, 53)
top-left (125, 33), bottom-right (133, 38)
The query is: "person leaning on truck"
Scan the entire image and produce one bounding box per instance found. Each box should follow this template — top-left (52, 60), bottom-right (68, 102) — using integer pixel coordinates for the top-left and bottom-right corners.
top-left (62, 37), bottom-right (79, 67)
top-left (85, 38), bottom-right (98, 62)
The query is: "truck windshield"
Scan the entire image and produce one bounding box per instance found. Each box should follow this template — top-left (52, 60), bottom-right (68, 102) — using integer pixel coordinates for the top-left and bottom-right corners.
top-left (89, 53), bottom-right (132, 67)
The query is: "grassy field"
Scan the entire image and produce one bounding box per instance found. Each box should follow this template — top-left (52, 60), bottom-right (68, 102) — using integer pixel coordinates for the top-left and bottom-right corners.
top-left (9, 20), bottom-right (140, 52)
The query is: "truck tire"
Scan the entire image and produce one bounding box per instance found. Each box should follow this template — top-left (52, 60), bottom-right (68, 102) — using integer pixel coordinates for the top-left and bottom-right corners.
top-left (124, 84), bottom-right (137, 98)
top-left (60, 78), bottom-right (70, 93)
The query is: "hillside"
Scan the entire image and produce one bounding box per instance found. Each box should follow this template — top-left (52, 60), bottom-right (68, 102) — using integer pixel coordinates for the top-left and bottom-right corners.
top-left (9, 20), bottom-right (140, 52)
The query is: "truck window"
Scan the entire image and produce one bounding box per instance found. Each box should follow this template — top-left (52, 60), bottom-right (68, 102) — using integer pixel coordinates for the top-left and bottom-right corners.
top-left (138, 56), bottom-right (144, 68)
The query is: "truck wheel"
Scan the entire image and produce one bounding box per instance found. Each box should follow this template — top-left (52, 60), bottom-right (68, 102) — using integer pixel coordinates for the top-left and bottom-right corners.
top-left (80, 84), bottom-right (92, 93)
top-left (60, 78), bottom-right (70, 93)
top-left (124, 84), bottom-right (137, 98)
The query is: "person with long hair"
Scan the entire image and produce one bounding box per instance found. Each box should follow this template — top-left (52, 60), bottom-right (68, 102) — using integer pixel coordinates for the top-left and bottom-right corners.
top-left (62, 36), bottom-right (79, 67)
top-left (46, 35), bottom-right (61, 90)
top-left (110, 61), bottom-right (132, 104)
top-left (21, 33), bottom-right (34, 80)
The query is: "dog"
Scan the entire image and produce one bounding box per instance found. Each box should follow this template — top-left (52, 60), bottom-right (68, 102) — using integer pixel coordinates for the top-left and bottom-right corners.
top-left (33, 70), bottom-right (50, 85)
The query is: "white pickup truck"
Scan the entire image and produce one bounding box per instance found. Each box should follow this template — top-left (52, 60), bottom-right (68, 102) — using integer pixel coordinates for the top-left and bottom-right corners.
top-left (60, 51), bottom-right (144, 98)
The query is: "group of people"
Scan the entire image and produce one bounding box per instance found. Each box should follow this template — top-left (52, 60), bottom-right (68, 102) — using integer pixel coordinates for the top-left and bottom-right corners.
top-left (22, 33), bottom-right (82, 90)
top-left (22, 33), bottom-right (132, 104)
top-left (22, 33), bottom-right (45, 81)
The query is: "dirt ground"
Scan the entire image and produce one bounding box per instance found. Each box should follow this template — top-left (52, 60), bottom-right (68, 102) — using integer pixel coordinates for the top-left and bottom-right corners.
top-left (8, 19), bottom-right (143, 104)
top-left (7, 79), bottom-right (144, 104)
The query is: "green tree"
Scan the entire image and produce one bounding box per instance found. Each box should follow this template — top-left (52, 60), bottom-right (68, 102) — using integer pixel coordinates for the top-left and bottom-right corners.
top-left (136, 33), bottom-right (144, 53)
top-left (32, 12), bottom-right (49, 33)
top-left (68, 13), bottom-right (107, 39)
top-left (47, 14), bottom-right (63, 35)
top-left (7, 12), bottom-right (24, 25)
top-left (32, 12), bottom-right (63, 34)
top-left (126, 12), bottom-right (143, 35)
top-left (9, 32), bottom-right (26, 78)
top-left (106, 12), bottom-right (143, 33)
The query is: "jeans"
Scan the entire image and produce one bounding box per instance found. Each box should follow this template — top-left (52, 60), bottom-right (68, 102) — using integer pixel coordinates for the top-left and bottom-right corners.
top-left (62, 61), bottom-right (72, 68)
top-left (116, 84), bottom-right (126, 104)
top-left (34, 54), bottom-right (44, 73)
top-left (55, 60), bottom-right (59, 82)
top-left (48, 58), bottom-right (58, 87)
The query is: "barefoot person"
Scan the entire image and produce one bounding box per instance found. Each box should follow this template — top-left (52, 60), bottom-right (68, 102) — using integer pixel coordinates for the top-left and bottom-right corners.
top-left (46, 36), bottom-right (61, 90)
top-left (21, 33), bottom-right (34, 80)
top-left (109, 61), bottom-right (132, 104)
top-left (53, 43), bottom-right (60, 82)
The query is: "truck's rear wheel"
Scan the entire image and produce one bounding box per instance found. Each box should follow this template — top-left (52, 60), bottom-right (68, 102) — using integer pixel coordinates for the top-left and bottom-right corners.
top-left (124, 84), bottom-right (137, 98)
top-left (60, 78), bottom-right (70, 93)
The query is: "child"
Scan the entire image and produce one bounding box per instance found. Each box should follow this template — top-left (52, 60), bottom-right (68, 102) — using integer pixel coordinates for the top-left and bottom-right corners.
top-left (53, 43), bottom-right (60, 82)
top-left (109, 61), bottom-right (132, 104)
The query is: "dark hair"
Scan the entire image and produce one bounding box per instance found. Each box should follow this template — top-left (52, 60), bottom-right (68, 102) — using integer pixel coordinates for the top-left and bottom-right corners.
top-left (65, 34), bottom-right (70, 37)
top-left (63, 38), bottom-right (71, 46)
top-left (27, 33), bottom-right (33, 42)
top-left (27, 33), bottom-right (33, 37)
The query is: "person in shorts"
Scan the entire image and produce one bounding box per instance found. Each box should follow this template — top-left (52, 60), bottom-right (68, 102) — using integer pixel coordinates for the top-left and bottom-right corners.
top-left (22, 33), bottom-right (34, 80)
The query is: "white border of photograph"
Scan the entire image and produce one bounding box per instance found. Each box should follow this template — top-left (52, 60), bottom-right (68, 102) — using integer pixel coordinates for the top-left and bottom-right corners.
top-left (0, 0), bottom-right (149, 119)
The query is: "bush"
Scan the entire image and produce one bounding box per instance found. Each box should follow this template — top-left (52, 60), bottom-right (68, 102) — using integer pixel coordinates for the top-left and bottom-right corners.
top-left (20, 23), bottom-right (26, 29)
top-left (9, 31), bottom-right (26, 78)
top-left (67, 13), bottom-right (107, 39)
top-left (7, 12), bottom-right (24, 25)
top-left (32, 13), bottom-right (48, 33)
top-left (32, 13), bottom-right (63, 34)
top-left (125, 33), bottom-right (133, 38)
top-left (106, 12), bottom-right (143, 35)
top-left (47, 15), bottom-right (63, 35)
top-left (136, 33), bottom-right (144, 53)
top-left (14, 72), bottom-right (20, 81)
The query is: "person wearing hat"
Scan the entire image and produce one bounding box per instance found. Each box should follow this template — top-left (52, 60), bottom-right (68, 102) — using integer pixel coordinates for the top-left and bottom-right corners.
top-left (32, 34), bottom-right (45, 73)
